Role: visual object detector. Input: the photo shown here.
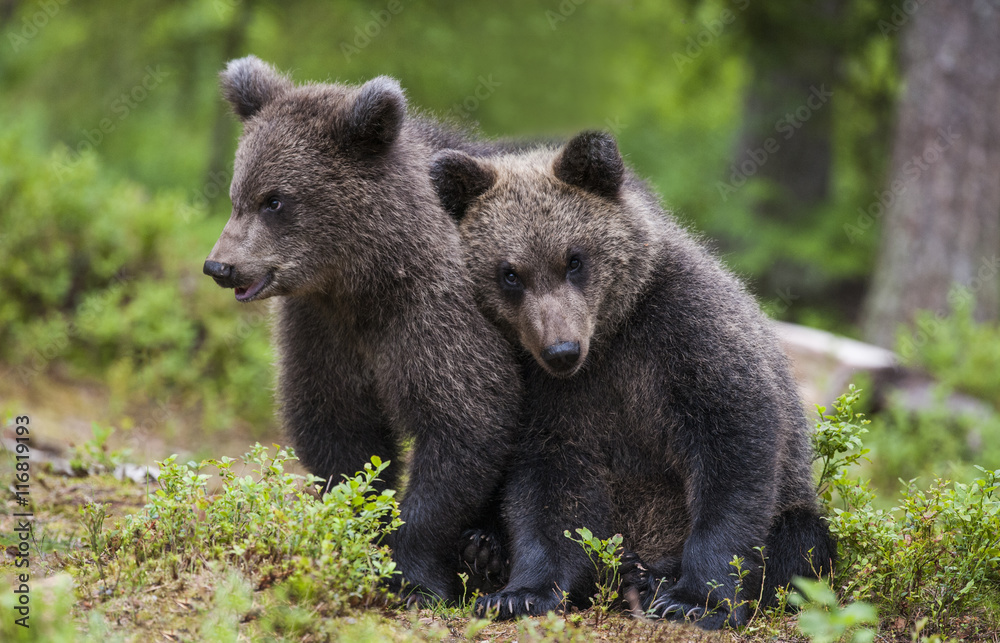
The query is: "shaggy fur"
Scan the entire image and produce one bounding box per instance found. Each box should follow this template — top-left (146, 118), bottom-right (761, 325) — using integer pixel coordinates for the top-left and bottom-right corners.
top-left (430, 132), bottom-right (836, 628)
top-left (204, 56), bottom-right (521, 601)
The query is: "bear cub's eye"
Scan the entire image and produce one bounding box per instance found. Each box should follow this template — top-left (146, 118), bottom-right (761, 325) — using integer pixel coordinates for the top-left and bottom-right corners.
top-left (567, 256), bottom-right (582, 273)
top-left (498, 263), bottom-right (523, 291)
top-left (264, 196), bottom-right (283, 213)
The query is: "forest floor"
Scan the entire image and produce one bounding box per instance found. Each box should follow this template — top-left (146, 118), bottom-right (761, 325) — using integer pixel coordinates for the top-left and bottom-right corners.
top-left (0, 371), bottom-right (729, 642)
top-left (2, 373), bottom-right (999, 642)
top-left (7, 447), bottom-right (998, 642)
top-left (0, 465), bottom-right (771, 643)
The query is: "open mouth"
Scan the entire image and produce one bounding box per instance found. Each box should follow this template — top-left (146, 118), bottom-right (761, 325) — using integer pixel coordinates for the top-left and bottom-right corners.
top-left (234, 271), bottom-right (273, 302)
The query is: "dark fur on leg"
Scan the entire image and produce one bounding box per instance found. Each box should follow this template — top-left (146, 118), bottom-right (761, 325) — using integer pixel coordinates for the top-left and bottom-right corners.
top-left (626, 507), bottom-right (836, 626)
top-left (759, 506), bottom-right (837, 606)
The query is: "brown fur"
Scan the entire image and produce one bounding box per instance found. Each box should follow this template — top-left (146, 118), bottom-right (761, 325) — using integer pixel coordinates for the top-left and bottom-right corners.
top-left (204, 57), bottom-right (521, 602)
top-left (431, 132), bottom-right (834, 628)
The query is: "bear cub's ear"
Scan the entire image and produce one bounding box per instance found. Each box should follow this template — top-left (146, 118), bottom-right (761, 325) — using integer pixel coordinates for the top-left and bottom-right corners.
top-left (346, 76), bottom-right (406, 153)
top-left (430, 151), bottom-right (497, 221)
top-left (553, 131), bottom-right (625, 199)
top-left (220, 56), bottom-right (293, 121)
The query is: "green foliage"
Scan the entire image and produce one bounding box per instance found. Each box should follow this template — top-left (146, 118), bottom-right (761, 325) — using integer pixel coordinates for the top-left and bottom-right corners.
top-left (863, 302), bottom-right (1000, 492)
top-left (814, 388), bottom-right (1000, 632)
top-left (0, 126), bottom-right (274, 432)
top-left (864, 397), bottom-right (1000, 493)
top-left (791, 577), bottom-right (877, 643)
top-left (0, 0), bottom-right (900, 331)
top-left (68, 423), bottom-right (129, 474)
top-left (80, 502), bottom-right (109, 582)
top-left (898, 300), bottom-right (1000, 409)
top-left (729, 550), bottom-right (761, 614)
top-left (830, 470), bottom-right (1000, 627)
top-left (515, 610), bottom-right (590, 642)
top-left (812, 385), bottom-right (872, 503)
top-left (76, 446), bottom-right (400, 620)
top-left (564, 527), bottom-right (623, 623)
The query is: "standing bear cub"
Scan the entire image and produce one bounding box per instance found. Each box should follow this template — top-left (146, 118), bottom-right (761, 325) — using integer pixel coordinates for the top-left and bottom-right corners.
top-left (430, 132), bottom-right (835, 628)
top-left (203, 57), bottom-right (521, 602)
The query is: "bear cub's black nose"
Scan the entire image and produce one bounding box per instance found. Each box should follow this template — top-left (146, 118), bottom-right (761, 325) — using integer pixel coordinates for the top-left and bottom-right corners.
top-left (203, 260), bottom-right (234, 286)
top-left (541, 341), bottom-right (581, 373)
top-left (203, 260), bottom-right (233, 279)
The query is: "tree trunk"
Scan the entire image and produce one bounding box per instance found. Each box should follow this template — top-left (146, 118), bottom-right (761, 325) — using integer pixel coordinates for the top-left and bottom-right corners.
top-left (736, 66), bottom-right (835, 223)
top-left (726, 0), bottom-right (855, 317)
top-left (862, 0), bottom-right (1000, 349)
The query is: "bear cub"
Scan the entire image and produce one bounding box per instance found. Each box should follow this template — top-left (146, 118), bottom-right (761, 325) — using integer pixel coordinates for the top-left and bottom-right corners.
top-left (204, 56), bottom-right (521, 602)
top-left (430, 132), bottom-right (835, 628)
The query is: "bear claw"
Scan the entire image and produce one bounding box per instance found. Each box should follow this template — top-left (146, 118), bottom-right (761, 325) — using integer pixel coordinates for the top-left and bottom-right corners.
top-left (475, 588), bottom-right (561, 620)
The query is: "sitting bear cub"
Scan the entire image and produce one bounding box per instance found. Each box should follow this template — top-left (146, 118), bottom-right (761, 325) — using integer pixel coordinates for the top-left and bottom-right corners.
top-left (204, 56), bottom-right (521, 602)
top-left (430, 132), bottom-right (835, 628)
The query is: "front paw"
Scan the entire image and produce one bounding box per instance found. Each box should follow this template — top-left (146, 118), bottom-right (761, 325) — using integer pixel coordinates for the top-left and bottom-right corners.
top-left (474, 587), bottom-right (564, 620)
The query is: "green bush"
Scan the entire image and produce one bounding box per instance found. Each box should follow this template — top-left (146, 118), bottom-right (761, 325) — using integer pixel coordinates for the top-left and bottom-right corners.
top-left (79, 446), bottom-right (400, 616)
top-left (814, 388), bottom-right (1000, 632)
top-left (831, 471), bottom-right (1000, 627)
top-left (0, 126), bottom-right (273, 432)
top-left (791, 577), bottom-right (877, 643)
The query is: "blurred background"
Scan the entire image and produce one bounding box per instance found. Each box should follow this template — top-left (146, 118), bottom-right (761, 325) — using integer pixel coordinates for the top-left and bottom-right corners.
top-left (0, 0), bottom-right (998, 497)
